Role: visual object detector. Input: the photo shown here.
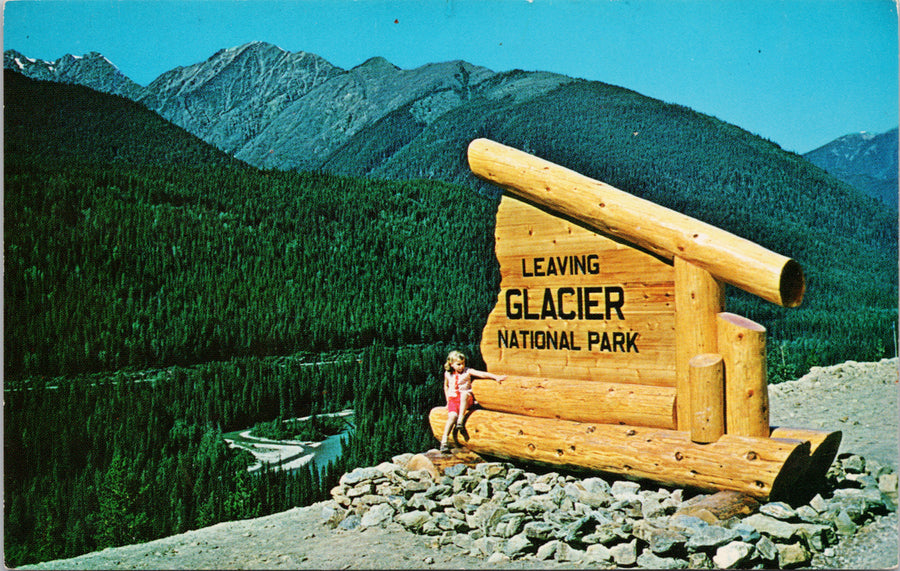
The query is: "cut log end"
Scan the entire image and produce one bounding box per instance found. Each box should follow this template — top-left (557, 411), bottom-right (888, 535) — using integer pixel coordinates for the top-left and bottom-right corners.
top-left (780, 258), bottom-right (805, 308)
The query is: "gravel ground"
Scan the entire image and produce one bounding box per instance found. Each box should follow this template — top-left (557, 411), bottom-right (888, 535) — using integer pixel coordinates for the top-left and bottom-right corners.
top-left (17, 358), bottom-right (899, 570)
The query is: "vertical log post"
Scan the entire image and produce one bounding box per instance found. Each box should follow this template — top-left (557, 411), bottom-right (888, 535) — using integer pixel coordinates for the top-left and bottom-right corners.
top-left (689, 353), bottom-right (726, 443)
top-left (675, 257), bottom-right (725, 430)
top-left (718, 312), bottom-right (769, 437)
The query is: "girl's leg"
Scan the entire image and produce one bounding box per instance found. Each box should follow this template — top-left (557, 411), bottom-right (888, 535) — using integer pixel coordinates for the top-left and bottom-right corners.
top-left (457, 392), bottom-right (470, 427)
top-left (441, 412), bottom-right (458, 451)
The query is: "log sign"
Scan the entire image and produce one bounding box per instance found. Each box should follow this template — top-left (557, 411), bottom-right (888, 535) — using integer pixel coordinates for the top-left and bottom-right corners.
top-left (428, 139), bottom-right (845, 503)
top-left (481, 195), bottom-right (677, 387)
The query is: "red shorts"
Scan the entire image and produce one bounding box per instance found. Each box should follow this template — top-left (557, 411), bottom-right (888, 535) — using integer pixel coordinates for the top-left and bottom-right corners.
top-left (447, 392), bottom-right (474, 415)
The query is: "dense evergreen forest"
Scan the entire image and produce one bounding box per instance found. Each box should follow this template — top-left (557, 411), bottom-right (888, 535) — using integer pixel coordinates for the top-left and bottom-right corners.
top-left (4, 71), bottom-right (897, 566)
top-left (4, 73), bottom-right (496, 566)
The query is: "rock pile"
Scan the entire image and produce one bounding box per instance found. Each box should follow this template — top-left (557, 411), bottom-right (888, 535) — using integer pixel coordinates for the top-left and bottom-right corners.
top-left (322, 451), bottom-right (897, 568)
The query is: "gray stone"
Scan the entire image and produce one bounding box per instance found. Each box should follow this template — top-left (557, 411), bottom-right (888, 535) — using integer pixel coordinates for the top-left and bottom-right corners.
top-left (841, 454), bottom-right (866, 474)
top-left (486, 552), bottom-right (509, 564)
top-left (760, 501), bottom-right (797, 520)
top-left (712, 541), bottom-right (753, 569)
top-left (685, 525), bottom-right (740, 551)
top-left (582, 526), bottom-right (622, 546)
top-left (469, 501), bottom-right (507, 531)
top-left (795, 505), bottom-right (820, 522)
top-left (879, 473), bottom-right (898, 497)
top-left (730, 522), bottom-right (760, 543)
top-left (507, 495), bottom-right (552, 514)
top-left (340, 467), bottom-right (382, 486)
top-left (532, 481), bottom-right (553, 493)
top-left (611, 480), bottom-right (641, 498)
top-left (472, 536), bottom-right (502, 556)
top-left (406, 493), bottom-right (437, 512)
top-left (557, 515), bottom-right (591, 542)
top-left (687, 552), bottom-right (713, 569)
top-left (473, 462), bottom-right (508, 479)
top-left (472, 478), bottom-right (491, 498)
top-left (535, 540), bottom-right (559, 561)
top-left (523, 521), bottom-right (557, 540)
top-left (555, 541), bottom-right (585, 563)
top-left (451, 532), bottom-right (475, 551)
top-left (502, 533), bottom-right (532, 558)
top-left (585, 543), bottom-right (613, 563)
top-left (373, 461), bottom-right (403, 477)
top-left (346, 482), bottom-right (373, 498)
top-left (755, 535), bottom-right (778, 562)
top-left (420, 520), bottom-right (442, 536)
top-left (582, 477), bottom-right (612, 494)
top-left (443, 463), bottom-right (467, 478)
top-left (424, 483), bottom-right (452, 499)
top-left (833, 509), bottom-right (858, 535)
top-left (490, 477), bottom-right (510, 494)
top-left (669, 514), bottom-right (709, 534)
top-left (637, 549), bottom-right (689, 569)
top-left (338, 514), bottom-right (361, 530)
top-left (493, 514), bottom-right (523, 538)
top-left (610, 539), bottom-right (638, 566)
top-left (795, 523), bottom-right (834, 551)
top-left (742, 513), bottom-right (798, 540)
top-left (777, 541), bottom-right (811, 568)
top-left (433, 512), bottom-right (466, 532)
top-left (359, 503), bottom-right (394, 528)
top-left (809, 493), bottom-right (828, 513)
top-left (505, 467), bottom-right (525, 483)
top-left (452, 475), bottom-right (478, 493)
top-left (320, 502), bottom-right (347, 528)
top-left (403, 479), bottom-right (430, 494)
top-left (641, 496), bottom-right (672, 519)
top-left (395, 510), bottom-right (430, 530)
top-left (649, 529), bottom-right (688, 555)
top-left (354, 493), bottom-right (388, 507)
top-left (507, 480), bottom-right (532, 497)
top-left (405, 469), bottom-right (433, 481)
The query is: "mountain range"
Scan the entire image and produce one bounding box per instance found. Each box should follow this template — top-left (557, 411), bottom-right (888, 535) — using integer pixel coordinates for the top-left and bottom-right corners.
top-left (5, 43), bottom-right (898, 568)
top-left (802, 128), bottom-right (898, 208)
top-left (7, 41), bottom-right (894, 208)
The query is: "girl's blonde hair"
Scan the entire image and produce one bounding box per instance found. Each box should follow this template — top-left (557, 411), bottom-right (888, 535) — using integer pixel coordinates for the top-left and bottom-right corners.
top-left (444, 350), bottom-right (466, 371)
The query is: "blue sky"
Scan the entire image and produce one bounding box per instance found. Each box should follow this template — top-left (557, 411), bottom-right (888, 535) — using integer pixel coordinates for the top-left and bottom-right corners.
top-left (3, 0), bottom-right (898, 153)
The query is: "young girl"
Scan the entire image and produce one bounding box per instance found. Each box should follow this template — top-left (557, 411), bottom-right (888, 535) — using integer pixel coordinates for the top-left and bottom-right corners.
top-left (439, 350), bottom-right (506, 452)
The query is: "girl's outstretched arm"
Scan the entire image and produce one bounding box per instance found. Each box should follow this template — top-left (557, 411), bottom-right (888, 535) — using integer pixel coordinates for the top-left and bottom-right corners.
top-left (468, 369), bottom-right (507, 382)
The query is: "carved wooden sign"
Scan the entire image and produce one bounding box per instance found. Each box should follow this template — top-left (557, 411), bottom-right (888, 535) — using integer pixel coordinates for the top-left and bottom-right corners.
top-left (482, 194), bottom-right (676, 387)
top-left (430, 138), bottom-right (840, 503)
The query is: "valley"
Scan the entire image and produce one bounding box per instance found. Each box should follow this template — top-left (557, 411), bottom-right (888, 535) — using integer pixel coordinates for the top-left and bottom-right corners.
top-left (224, 410), bottom-right (354, 474)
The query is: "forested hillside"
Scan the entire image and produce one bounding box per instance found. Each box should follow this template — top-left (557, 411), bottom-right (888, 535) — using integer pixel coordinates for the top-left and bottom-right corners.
top-left (4, 71), bottom-right (495, 565)
top-left (360, 79), bottom-right (898, 374)
top-left (3, 68), bottom-right (897, 567)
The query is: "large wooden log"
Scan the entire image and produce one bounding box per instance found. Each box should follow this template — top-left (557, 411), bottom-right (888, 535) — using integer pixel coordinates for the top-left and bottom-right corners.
top-left (429, 407), bottom-right (811, 501)
top-left (675, 258), bottom-right (725, 428)
top-left (471, 375), bottom-right (677, 429)
top-left (689, 353), bottom-right (725, 443)
top-left (467, 138), bottom-right (805, 308)
top-left (770, 426), bottom-right (842, 504)
top-left (718, 312), bottom-right (769, 437)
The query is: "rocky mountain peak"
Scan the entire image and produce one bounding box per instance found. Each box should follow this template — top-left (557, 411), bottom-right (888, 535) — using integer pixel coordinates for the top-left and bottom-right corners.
top-left (4, 48), bottom-right (144, 99)
top-left (803, 127), bottom-right (898, 207)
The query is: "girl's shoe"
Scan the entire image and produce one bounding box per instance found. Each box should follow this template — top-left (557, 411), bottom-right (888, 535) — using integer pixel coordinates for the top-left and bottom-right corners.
top-left (440, 441), bottom-right (449, 453)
